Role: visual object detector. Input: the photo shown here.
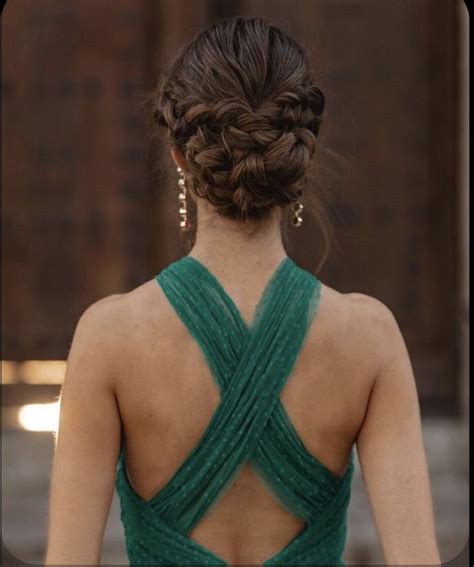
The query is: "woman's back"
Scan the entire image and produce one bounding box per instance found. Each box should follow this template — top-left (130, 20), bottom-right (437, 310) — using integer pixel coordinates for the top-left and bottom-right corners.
top-left (112, 254), bottom-right (379, 564)
top-left (45, 17), bottom-right (441, 567)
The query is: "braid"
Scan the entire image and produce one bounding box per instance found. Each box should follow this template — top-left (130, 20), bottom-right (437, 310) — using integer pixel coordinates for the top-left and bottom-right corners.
top-left (151, 17), bottom-right (326, 221)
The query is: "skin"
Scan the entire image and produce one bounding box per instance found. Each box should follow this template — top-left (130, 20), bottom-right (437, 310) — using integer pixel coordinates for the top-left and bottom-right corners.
top-left (45, 151), bottom-right (441, 566)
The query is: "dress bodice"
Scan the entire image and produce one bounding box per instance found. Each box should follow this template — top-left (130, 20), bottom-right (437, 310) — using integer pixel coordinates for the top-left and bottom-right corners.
top-left (115, 255), bottom-right (355, 565)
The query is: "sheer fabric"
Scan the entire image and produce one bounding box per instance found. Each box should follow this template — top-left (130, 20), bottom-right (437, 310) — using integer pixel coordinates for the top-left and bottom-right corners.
top-left (115, 255), bottom-right (355, 565)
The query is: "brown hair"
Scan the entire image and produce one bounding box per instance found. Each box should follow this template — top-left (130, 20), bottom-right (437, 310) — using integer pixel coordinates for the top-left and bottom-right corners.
top-left (151, 17), bottom-right (333, 267)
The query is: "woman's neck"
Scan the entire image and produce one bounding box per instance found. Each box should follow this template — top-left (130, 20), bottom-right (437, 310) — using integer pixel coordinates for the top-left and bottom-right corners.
top-left (188, 199), bottom-right (288, 275)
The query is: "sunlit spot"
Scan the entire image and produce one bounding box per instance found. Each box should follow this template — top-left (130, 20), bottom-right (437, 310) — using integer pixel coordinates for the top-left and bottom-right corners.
top-left (18, 401), bottom-right (61, 432)
top-left (1, 360), bottom-right (67, 384)
top-left (19, 360), bottom-right (67, 384)
top-left (1, 361), bottom-right (18, 384)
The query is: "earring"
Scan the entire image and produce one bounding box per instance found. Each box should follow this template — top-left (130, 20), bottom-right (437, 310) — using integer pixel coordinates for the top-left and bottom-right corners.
top-left (177, 166), bottom-right (188, 230)
top-left (292, 201), bottom-right (304, 227)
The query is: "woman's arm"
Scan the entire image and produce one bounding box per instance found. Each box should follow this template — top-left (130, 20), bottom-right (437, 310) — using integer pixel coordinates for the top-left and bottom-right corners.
top-left (45, 296), bottom-right (124, 565)
top-left (355, 300), bottom-right (441, 565)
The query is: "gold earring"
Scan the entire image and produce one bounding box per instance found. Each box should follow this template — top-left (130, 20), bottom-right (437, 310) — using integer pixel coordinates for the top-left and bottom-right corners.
top-left (177, 166), bottom-right (188, 230)
top-left (292, 201), bottom-right (304, 227)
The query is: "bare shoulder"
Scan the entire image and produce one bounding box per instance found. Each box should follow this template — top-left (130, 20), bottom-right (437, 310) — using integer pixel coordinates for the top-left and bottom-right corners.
top-left (76, 292), bottom-right (129, 338)
top-left (77, 277), bottom-right (159, 333)
top-left (343, 291), bottom-right (398, 328)
top-left (319, 283), bottom-right (397, 330)
top-left (68, 293), bottom-right (130, 376)
top-left (66, 280), bottom-right (160, 388)
top-left (319, 283), bottom-right (402, 377)
top-left (343, 290), bottom-right (405, 371)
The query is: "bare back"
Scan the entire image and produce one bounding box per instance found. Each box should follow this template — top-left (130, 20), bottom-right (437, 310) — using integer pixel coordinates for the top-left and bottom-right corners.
top-left (113, 260), bottom-right (378, 564)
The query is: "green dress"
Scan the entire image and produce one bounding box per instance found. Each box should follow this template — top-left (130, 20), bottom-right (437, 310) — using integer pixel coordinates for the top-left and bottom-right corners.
top-left (115, 255), bottom-right (355, 565)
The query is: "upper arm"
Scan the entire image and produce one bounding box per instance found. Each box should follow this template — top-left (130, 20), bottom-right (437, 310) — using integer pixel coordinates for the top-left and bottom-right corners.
top-left (45, 295), bottom-right (125, 565)
top-left (354, 297), bottom-right (441, 565)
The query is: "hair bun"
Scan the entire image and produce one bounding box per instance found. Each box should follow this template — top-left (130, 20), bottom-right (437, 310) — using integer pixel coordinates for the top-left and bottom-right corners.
top-left (152, 17), bottom-right (325, 221)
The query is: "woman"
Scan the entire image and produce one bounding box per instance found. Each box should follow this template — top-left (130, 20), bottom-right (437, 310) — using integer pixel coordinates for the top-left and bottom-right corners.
top-left (46, 17), bottom-right (441, 566)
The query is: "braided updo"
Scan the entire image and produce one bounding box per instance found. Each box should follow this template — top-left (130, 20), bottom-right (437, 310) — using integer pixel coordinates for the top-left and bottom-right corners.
top-left (153, 17), bottom-right (326, 221)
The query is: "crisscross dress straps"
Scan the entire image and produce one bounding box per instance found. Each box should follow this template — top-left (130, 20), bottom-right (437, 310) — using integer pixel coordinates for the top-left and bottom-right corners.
top-left (150, 256), bottom-right (321, 532)
top-left (115, 256), bottom-right (355, 566)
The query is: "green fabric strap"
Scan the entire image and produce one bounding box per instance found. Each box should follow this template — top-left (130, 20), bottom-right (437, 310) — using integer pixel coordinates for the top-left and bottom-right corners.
top-left (115, 255), bottom-right (355, 565)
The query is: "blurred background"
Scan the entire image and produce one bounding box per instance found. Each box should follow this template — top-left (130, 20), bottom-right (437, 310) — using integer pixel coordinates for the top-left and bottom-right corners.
top-left (2, 0), bottom-right (468, 565)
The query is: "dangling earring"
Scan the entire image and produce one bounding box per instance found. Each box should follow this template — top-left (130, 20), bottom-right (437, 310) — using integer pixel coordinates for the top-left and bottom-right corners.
top-left (292, 201), bottom-right (304, 227)
top-left (177, 166), bottom-right (188, 230)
